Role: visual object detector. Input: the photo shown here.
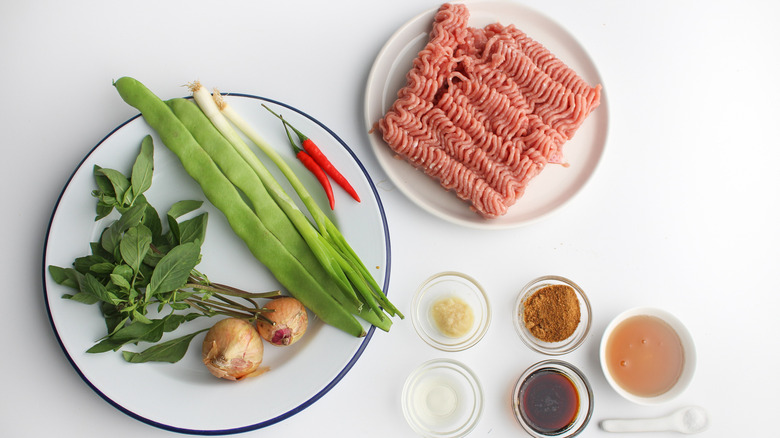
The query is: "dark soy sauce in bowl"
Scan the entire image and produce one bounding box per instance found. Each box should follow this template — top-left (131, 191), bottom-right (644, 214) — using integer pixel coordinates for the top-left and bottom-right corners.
top-left (512, 360), bottom-right (593, 437)
top-left (519, 369), bottom-right (579, 434)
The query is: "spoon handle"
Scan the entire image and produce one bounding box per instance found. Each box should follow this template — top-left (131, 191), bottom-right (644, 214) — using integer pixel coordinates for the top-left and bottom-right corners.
top-left (600, 417), bottom-right (672, 433)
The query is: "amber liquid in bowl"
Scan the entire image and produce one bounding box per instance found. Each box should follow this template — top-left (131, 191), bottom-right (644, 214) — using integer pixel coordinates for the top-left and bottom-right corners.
top-left (605, 315), bottom-right (684, 397)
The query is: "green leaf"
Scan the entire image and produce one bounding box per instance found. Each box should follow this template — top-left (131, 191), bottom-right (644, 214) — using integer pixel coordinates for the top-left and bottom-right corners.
top-left (121, 329), bottom-right (207, 364)
top-left (120, 224), bottom-right (152, 272)
top-left (89, 262), bottom-right (117, 275)
top-left (147, 242), bottom-right (200, 296)
top-left (118, 204), bottom-right (147, 231)
top-left (87, 314), bottom-right (193, 353)
top-left (88, 339), bottom-right (121, 354)
top-left (119, 192), bottom-right (149, 215)
top-left (101, 304), bottom-right (127, 336)
top-left (73, 254), bottom-right (111, 275)
top-left (169, 302), bottom-right (190, 311)
top-left (167, 200), bottom-right (203, 219)
top-left (95, 202), bottom-right (114, 221)
top-left (98, 168), bottom-right (131, 205)
top-left (130, 135), bottom-right (154, 204)
top-left (99, 226), bottom-right (122, 259)
top-left (166, 312), bottom-right (201, 328)
top-left (177, 213), bottom-right (208, 247)
top-left (132, 309), bottom-right (153, 324)
top-left (82, 274), bottom-right (118, 305)
top-left (137, 263), bottom-right (154, 288)
top-left (110, 273), bottom-right (131, 290)
top-left (112, 264), bottom-right (134, 282)
top-left (88, 320), bottom-right (164, 353)
top-left (93, 191), bottom-right (118, 207)
top-left (48, 265), bottom-right (81, 290)
top-left (90, 241), bottom-right (114, 261)
top-left (91, 148), bottom-right (150, 220)
top-left (166, 214), bottom-right (181, 246)
top-left (121, 186), bottom-right (135, 207)
top-left (100, 204), bottom-right (146, 254)
top-left (143, 203), bottom-right (164, 245)
top-left (93, 165), bottom-right (114, 195)
top-left (142, 248), bottom-right (166, 268)
top-left (64, 291), bottom-right (100, 305)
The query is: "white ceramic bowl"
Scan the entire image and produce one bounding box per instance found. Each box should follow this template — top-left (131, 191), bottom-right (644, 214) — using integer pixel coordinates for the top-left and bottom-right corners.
top-left (599, 307), bottom-right (696, 405)
top-left (411, 272), bottom-right (491, 352)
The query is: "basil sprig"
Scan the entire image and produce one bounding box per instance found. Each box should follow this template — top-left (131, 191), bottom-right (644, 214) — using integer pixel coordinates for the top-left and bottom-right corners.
top-left (49, 135), bottom-right (279, 363)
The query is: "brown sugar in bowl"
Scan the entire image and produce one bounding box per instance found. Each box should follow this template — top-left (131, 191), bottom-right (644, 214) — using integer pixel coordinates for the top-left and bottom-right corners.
top-left (523, 284), bottom-right (581, 342)
top-left (514, 276), bottom-right (592, 355)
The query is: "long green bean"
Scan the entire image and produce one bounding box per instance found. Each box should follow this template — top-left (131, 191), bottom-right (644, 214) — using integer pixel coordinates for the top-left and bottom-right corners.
top-left (210, 90), bottom-right (403, 319)
top-left (188, 83), bottom-right (359, 303)
top-left (166, 98), bottom-right (360, 309)
top-left (113, 77), bottom-right (366, 337)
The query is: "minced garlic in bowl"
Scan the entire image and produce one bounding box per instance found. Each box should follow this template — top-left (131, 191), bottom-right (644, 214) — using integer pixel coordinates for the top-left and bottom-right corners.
top-left (431, 296), bottom-right (475, 338)
top-left (411, 271), bottom-right (491, 352)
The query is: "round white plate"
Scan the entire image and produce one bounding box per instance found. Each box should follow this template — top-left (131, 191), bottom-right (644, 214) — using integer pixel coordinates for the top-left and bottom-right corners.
top-left (43, 93), bottom-right (391, 434)
top-left (364, 1), bottom-right (609, 229)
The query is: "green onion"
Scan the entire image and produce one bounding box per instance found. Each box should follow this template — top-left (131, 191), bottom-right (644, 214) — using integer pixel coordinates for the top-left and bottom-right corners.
top-left (211, 88), bottom-right (403, 320)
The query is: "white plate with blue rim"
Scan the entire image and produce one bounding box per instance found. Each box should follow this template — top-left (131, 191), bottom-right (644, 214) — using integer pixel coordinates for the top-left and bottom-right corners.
top-left (43, 92), bottom-right (391, 434)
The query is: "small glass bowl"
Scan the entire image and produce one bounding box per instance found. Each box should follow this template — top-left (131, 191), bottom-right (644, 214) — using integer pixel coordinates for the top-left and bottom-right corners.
top-left (402, 358), bottom-right (484, 438)
top-left (411, 271), bottom-right (491, 352)
top-left (513, 275), bottom-right (592, 355)
top-left (599, 307), bottom-right (697, 405)
top-left (512, 360), bottom-right (594, 438)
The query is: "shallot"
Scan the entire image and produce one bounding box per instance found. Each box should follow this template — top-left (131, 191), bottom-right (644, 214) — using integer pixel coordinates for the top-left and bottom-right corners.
top-left (202, 318), bottom-right (267, 381)
top-left (256, 297), bottom-right (309, 346)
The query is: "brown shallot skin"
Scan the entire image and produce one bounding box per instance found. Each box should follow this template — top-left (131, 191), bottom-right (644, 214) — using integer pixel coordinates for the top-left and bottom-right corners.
top-left (202, 318), bottom-right (267, 381)
top-left (256, 297), bottom-right (309, 346)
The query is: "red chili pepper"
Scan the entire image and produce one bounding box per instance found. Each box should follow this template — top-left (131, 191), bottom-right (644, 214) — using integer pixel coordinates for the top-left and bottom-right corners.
top-left (280, 117), bottom-right (335, 210)
top-left (263, 104), bottom-right (361, 203)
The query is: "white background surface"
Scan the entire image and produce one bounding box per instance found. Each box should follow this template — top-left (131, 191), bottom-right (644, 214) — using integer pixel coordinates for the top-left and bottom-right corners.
top-left (2, 0), bottom-right (778, 437)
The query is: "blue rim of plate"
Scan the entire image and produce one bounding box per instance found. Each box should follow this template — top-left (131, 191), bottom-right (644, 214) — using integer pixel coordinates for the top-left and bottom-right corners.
top-left (40, 93), bottom-right (391, 435)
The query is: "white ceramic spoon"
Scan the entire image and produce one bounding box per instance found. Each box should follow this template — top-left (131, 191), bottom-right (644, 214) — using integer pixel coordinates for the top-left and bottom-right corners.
top-left (600, 406), bottom-right (709, 434)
